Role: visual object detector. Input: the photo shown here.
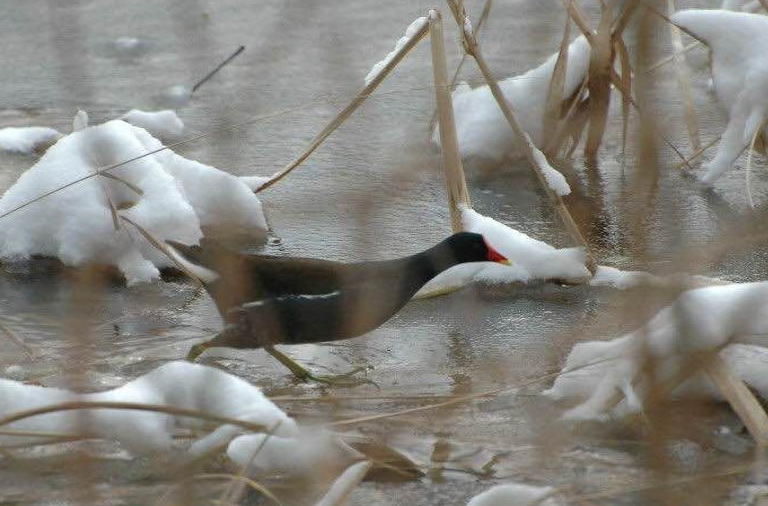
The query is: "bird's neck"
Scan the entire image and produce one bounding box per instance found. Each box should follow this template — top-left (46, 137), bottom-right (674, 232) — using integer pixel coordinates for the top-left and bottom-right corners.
top-left (404, 243), bottom-right (461, 286)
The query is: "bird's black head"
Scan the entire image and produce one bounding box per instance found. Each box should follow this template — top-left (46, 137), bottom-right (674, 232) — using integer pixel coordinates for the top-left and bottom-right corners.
top-left (443, 232), bottom-right (510, 265)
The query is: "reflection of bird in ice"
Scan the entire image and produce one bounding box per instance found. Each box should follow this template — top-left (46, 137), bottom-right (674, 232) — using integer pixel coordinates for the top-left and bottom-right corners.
top-left (168, 232), bottom-right (509, 385)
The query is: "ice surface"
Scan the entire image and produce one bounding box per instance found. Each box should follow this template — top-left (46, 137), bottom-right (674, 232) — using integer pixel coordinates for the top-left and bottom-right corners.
top-left (672, 10), bottom-right (768, 183)
top-left (0, 126), bottom-right (62, 155)
top-left (417, 208), bottom-right (590, 296)
top-left (0, 115), bottom-right (267, 284)
top-left (545, 281), bottom-right (768, 420)
top-left (466, 483), bottom-right (560, 506)
top-left (433, 36), bottom-right (591, 161)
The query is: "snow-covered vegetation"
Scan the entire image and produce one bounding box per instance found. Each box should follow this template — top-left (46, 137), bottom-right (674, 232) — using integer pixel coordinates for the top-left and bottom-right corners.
top-left (0, 113), bottom-right (267, 284)
top-left (432, 36), bottom-right (591, 161)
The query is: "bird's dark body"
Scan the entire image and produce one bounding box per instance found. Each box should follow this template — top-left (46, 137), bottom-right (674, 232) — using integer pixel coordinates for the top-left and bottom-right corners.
top-left (170, 233), bottom-right (498, 350)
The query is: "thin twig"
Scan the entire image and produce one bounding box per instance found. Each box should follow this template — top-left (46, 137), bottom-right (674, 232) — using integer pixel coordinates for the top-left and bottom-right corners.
top-left (192, 45), bottom-right (246, 93)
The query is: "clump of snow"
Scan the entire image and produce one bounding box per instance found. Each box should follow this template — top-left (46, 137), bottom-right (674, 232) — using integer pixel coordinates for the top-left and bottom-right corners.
top-left (545, 281), bottom-right (768, 420)
top-left (72, 110), bottom-right (89, 132)
top-left (164, 85), bottom-right (192, 107)
top-left (0, 115), bottom-right (267, 284)
top-left (0, 361), bottom-right (296, 455)
top-left (364, 17), bottom-right (428, 86)
top-left (314, 461), bottom-right (372, 506)
top-left (112, 36), bottom-right (147, 56)
top-left (0, 127), bottom-right (62, 155)
top-left (672, 10), bottom-right (768, 184)
top-left (466, 483), bottom-right (560, 506)
top-left (590, 265), bottom-right (722, 290)
top-left (119, 109), bottom-right (184, 137)
top-left (525, 133), bottom-right (570, 196)
top-left (417, 208), bottom-right (590, 296)
top-left (433, 36), bottom-right (591, 161)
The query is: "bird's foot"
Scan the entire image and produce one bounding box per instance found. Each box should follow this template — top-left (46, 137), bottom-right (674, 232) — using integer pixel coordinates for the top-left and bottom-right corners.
top-left (294, 365), bottom-right (377, 387)
top-left (185, 342), bottom-right (210, 361)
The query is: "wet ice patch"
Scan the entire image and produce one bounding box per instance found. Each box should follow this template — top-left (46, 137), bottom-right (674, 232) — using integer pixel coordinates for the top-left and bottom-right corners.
top-left (417, 208), bottom-right (590, 296)
top-left (590, 265), bottom-right (721, 290)
top-left (672, 10), bottom-right (768, 184)
top-left (119, 109), bottom-right (184, 137)
top-left (433, 36), bottom-right (591, 161)
top-left (545, 281), bottom-right (768, 420)
top-left (0, 126), bottom-right (62, 155)
top-left (364, 16), bottom-right (428, 86)
top-left (0, 114), bottom-right (267, 284)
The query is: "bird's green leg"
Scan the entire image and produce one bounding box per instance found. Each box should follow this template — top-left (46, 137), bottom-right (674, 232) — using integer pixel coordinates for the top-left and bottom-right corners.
top-left (264, 346), bottom-right (375, 387)
top-left (186, 341), bottom-right (211, 361)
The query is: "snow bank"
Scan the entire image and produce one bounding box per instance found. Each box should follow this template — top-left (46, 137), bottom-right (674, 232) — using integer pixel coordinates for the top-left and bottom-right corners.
top-left (0, 361), bottom-right (296, 455)
top-left (433, 36), bottom-right (591, 161)
top-left (0, 127), bottom-right (62, 155)
top-left (672, 10), bottom-right (768, 183)
top-left (417, 208), bottom-right (590, 296)
top-left (467, 483), bottom-right (560, 506)
top-left (525, 133), bottom-right (570, 196)
top-left (314, 461), bottom-right (372, 506)
top-left (0, 115), bottom-right (267, 284)
top-left (119, 109), bottom-right (184, 137)
top-left (364, 17), bottom-right (428, 86)
top-left (545, 281), bottom-right (768, 420)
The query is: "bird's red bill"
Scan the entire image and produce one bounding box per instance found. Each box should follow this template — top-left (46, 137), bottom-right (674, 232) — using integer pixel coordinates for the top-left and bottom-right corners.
top-left (484, 239), bottom-right (510, 265)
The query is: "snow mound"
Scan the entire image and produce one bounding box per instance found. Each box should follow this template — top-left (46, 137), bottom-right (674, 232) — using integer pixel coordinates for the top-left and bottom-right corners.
top-left (672, 10), bottom-right (768, 183)
top-left (467, 483), bottom-right (560, 506)
top-left (433, 35), bottom-right (591, 161)
top-left (364, 17), bottom-right (428, 86)
top-left (120, 109), bottom-right (184, 137)
top-left (417, 208), bottom-right (590, 296)
top-left (0, 115), bottom-right (267, 284)
top-left (545, 281), bottom-right (768, 420)
top-left (0, 361), bottom-right (297, 455)
top-left (0, 126), bottom-right (62, 155)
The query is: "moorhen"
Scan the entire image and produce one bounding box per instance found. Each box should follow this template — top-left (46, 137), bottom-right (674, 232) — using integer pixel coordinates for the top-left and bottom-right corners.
top-left (168, 232), bottom-right (509, 384)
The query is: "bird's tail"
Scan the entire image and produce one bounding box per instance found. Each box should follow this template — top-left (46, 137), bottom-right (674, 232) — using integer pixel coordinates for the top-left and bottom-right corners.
top-left (165, 240), bottom-right (221, 284)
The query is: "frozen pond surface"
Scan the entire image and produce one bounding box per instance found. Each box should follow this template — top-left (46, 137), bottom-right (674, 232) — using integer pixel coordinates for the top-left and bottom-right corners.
top-left (1, 0), bottom-right (768, 504)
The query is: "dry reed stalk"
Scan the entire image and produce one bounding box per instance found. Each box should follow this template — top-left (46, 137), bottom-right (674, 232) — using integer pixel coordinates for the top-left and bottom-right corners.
top-left (0, 400), bottom-right (268, 434)
top-left (220, 420), bottom-right (283, 505)
top-left (674, 135), bottom-right (720, 169)
top-left (256, 17), bottom-right (430, 193)
top-left (195, 474), bottom-right (283, 506)
top-left (584, 2), bottom-right (614, 160)
top-left (666, 0), bottom-right (701, 153)
top-left (704, 353), bottom-right (768, 446)
top-left (428, 0), bottom-right (494, 137)
top-left (429, 10), bottom-right (471, 232)
top-left (745, 120), bottom-right (764, 209)
top-left (191, 45), bottom-right (246, 94)
top-left (542, 10), bottom-right (571, 156)
top-left (0, 319), bottom-right (35, 359)
top-left (644, 40), bottom-right (700, 73)
top-left (615, 36), bottom-right (632, 154)
top-left (445, 0), bottom-right (596, 274)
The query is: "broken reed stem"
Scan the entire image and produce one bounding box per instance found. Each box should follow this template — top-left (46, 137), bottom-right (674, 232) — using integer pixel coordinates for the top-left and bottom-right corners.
top-left (666, 0), bottom-right (701, 153)
top-left (429, 10), bottom-right (471, 232)
top-left (192, 45), bottom-right (246, 93)
top-left (644, 41), bottom-right (699, 73)
top-left (704, 354), bottom-right (768, 446)
top-left (449, 5), bottom-right (595, 273)
top-left (257, 17), bottom-right (430, 193)
top-left (222, 420), bottom-right (283, 505)
top-left (674, 135), bottom-right (719, 169)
